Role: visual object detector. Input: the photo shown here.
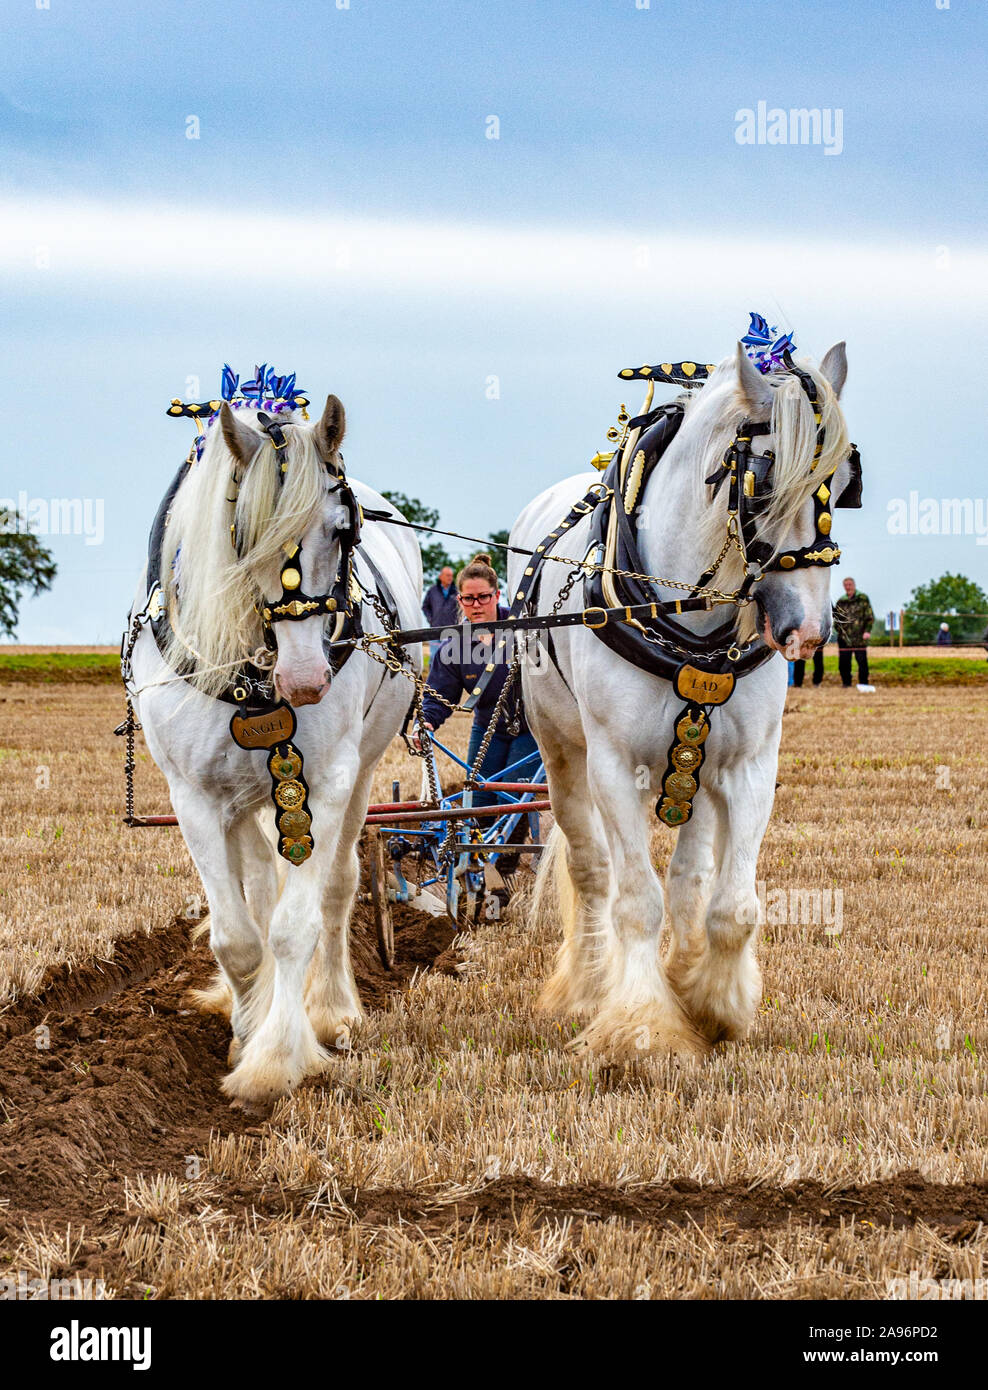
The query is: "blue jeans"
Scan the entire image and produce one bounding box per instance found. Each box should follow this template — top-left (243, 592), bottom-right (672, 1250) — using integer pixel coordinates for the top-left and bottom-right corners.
top-left (465, 727), bottom-right (539, 808)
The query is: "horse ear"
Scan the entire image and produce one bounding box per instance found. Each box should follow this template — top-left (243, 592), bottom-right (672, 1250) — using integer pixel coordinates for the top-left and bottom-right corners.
top-left (819, 341), bottom-right (847, 399)
top-left (735, 342), bottom-right (773, 410)
top-left (220, 402), bottom-right (262, 467)
top-left (314, 394), bottom-right (346, 465)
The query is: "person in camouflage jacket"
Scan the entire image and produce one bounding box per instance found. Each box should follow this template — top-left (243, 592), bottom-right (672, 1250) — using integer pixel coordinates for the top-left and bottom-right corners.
top-left (833, 577), bottom-right (874, 686)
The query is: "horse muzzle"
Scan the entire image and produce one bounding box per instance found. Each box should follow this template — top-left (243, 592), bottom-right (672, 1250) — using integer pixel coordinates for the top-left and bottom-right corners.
top-left (273, 666), bottom-right (332, 707)
top-left (757, 594), bottom-right (830, 660)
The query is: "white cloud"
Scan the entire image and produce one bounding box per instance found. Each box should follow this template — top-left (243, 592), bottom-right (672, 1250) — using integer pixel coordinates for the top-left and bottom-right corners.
top-left (3, 193), bottom-right (986, 309)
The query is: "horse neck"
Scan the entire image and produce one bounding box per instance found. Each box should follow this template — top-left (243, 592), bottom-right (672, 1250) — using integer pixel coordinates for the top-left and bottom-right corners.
top-left (634, 429), bottom-right (734, 633)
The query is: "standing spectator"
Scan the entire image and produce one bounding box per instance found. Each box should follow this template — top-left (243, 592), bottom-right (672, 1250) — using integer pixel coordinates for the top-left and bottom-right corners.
top-left (936, 622), bottom-right (951, 646)
top-left (422, 564), bottom-right (458, 663)
top-left (792, 647), bottom-right (825, 687)
top-left (833, 576), bottom-right (874, 687)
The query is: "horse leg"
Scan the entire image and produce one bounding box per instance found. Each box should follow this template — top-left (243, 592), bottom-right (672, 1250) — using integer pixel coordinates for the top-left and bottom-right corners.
top-left (171, 787), bottom-right (270, 1059)
top-left (675, 762), bottom-right (772, 1043)
top-left (303, 768), bottom-right (372, 1049)
top-left (533, 732), bottom-right (613, 1019)
top-left (192, 810), bottom-right (284, 1056)
top-left (664, 789), bottom-right (718, 1003)
top-left (222, 769), bottom-right (360, 1105)
top-left (572, 739), bottom-right (708, 1062)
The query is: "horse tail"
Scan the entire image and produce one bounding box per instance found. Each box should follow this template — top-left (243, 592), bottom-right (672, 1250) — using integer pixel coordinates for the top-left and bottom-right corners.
top-left (529, 822), bottom-right (587, 1017)
top-left (530, 822), bottom-right (571, 932)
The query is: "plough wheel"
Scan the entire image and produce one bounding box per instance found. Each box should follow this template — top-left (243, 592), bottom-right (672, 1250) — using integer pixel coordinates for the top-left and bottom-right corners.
top-left (367, 828), bottom-right (394, 970)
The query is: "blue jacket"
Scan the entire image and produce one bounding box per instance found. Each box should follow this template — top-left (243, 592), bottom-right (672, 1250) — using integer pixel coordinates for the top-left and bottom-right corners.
top-left (422, 581), bottom-right (459, 628)
top-left (421, 606), bottom-right (528, 737)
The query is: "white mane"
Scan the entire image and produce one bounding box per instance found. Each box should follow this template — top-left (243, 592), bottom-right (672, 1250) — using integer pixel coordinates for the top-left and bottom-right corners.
top-left (159, 411), bottom-right (333, 698)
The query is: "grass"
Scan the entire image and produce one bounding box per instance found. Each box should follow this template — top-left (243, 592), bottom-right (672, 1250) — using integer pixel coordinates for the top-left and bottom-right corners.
top-left (823, 656), bottom-right (987, 685)
top-left (0, 651), bottom-right (120, 682)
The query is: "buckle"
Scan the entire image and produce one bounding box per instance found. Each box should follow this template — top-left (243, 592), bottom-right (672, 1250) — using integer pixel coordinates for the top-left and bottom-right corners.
top-left (582, 607), bottom-right (609, 629)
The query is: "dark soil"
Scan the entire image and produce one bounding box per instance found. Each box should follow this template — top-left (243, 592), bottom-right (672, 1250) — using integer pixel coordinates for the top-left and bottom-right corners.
top-left (0, 887), bottom-right (458, 1255)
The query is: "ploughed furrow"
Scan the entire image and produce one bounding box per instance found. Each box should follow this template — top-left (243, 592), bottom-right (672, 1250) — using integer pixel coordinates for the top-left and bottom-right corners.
top-left (0, 899), bottom-right (458, 1240)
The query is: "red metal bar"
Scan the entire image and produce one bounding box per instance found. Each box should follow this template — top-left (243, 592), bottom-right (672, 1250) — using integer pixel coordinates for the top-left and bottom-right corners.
top-left (365, 799), bottom-right (551, 825)
top-left (476, 782), bottom-right (548, 793)
top-left (130, 797), bottom-right (552, 830)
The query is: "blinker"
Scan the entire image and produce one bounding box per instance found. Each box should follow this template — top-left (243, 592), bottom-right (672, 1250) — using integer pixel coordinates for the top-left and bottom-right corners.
top-left (833, 445), bottom-right (863, 509)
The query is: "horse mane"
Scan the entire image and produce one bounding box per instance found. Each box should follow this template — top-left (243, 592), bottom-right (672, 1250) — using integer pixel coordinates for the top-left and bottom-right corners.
top-left (159, 410), bottom-right (331, 698)
top-left (684, 354), bottom-right (850, 618)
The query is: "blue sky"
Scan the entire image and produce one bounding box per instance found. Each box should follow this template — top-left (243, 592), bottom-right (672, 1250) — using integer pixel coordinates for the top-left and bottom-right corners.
top-left (2, 0), bottom-right (986, 641)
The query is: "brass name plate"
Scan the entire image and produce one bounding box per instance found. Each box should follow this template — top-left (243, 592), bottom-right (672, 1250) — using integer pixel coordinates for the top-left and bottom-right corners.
top-left (230, 703), bottom-right (297, 749)
top-left (675, 665), bottom-right (735, 706)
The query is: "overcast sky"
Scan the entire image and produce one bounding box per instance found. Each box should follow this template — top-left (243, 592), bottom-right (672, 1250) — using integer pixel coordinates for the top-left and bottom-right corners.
top-left (2, 0), bottom-right (986, 642)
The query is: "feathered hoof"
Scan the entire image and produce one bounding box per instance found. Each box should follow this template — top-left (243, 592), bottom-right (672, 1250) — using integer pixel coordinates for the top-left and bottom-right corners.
top-left (688, 1007), bottom-right (755, 1047)
top-left (536, 960), bottom-right (603, 1021)
top-left (228, 1095), bottom-right (273, 1119)
top-left (227, 1035), bottom-right (244, 1069)
top-left (679, 960), bottom-right (762, 1046)
top-left (567, 1001), bottom-right (710, 1065)
top-left (307, 1006), bottom-right (363, 1052)
top-left (185, 970), bottom-right (233, 1020)
top-left (221, 1038), bottom-right (332, 1107)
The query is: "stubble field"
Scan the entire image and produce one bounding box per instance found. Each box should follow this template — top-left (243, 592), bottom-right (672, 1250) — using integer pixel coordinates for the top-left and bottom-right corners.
top-left (1, 674), bottom-right (986, 1299)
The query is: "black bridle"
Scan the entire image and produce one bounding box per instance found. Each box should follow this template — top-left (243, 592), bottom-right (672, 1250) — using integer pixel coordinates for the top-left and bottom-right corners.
top-left (252, 411), bottom-right (364, 641)
top-left (698, 352), bottom-right (862, 602)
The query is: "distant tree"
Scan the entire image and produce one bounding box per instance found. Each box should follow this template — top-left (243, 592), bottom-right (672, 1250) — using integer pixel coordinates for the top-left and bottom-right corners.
top-left (0, 511), bottom-right (57, 637)
top-left (868, 614), bottom-right (890, 646)
top-left (487, 530), bottom-right (510, 582)
top-left (379, 491), bottom-right (460, 583)
top-left (904, 573), bottom-right (988, 645)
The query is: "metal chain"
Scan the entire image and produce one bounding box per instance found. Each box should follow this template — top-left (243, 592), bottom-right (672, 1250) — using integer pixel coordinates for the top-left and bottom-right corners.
top-left (117, 609), bottom-right (146, 825)
top-left (465, 654), bottom-right (521, 788)
top-left (380, 508), bottom-right (745, 603)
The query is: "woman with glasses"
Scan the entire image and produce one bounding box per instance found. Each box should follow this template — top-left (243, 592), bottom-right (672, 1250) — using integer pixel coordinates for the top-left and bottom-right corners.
top-left (416, 553), bottom-right (539, 807)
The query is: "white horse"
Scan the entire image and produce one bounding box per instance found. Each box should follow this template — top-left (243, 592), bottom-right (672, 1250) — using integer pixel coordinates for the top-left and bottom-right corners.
top-left (510, 343), bottom-right (854, 1062)
top-left (127, 394), bottom-right (422, 1105)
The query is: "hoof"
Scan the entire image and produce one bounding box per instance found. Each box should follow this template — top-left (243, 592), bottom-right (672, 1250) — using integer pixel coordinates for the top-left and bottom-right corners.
top-left (307, 1007), bottom-right (363, 1052)
top-left (568, 1001), bottom-right (710, 1065)
top-left (221, 1036), bottom-right (332, 1108)
top-left (228, 1095), bottom-right (273, 1119)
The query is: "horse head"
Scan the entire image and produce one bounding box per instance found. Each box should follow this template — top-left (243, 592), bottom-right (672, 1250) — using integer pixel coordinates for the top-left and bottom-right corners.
top-left (220, 394), bottom-right (352, 706)
top-left (160, 392), bottom-right (354, 706)
top-left (687, 340), bottom-right (858, 661)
